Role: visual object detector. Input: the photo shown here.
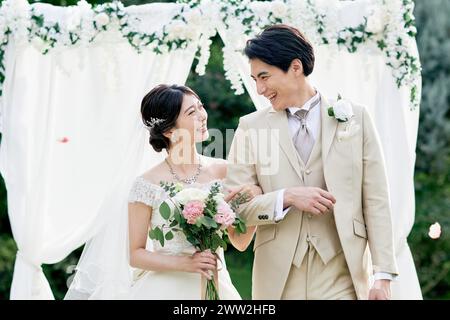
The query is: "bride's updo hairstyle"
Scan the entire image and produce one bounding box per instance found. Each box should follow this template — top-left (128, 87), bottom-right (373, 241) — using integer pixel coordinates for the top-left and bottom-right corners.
top-left (141, 84), bottom-right (200, 152)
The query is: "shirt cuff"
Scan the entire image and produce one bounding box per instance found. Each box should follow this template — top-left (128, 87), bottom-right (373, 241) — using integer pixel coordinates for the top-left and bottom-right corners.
top-left (373, 272), bottom-right (396, 281)
top-left (274, 189), bottom-right (290, 222)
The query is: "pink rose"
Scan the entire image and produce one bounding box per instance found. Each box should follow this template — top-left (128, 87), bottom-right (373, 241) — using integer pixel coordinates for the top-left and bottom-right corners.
top-left (214, 202), bottom-right (236, 228)
top-left (182, 200), bottom-right (205, 224)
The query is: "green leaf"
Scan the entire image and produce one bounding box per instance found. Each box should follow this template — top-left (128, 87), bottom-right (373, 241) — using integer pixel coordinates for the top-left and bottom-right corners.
top-left (32, 14), bottom-right (45, 28)
top-left (204, 207), bottom-right (215, 218)
top-left (199, 216), bottom-right (218, 229)
top-left (327, 107), bottom-right (335, 117)
top-left (221, 238), bottom-right (228, 251)
top-left (169, 220), bottom-right (178, 228)
top-left (165, 231), bottom-right (174, 240)
top-left (159, 202), bottom-right (171, 220)
top-left (174, 209), bottom-right (183, 224)
top-left (377, 40), bottom-right (387, 50)
top-left (153, 227), bottom-right (164, 247)
top-left (158, 234), bottom-right (165, 247)
top-left (240, 221), bottom-right (247, 234)
top-left (148, 229), bottom-right (156, 239)
top-left (211, 233), bottom-right (222, 251)
top-left (235, 220), bottom-right (247, 234)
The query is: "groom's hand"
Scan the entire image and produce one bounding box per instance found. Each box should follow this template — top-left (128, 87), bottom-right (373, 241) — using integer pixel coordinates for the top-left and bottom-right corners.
top-left (369, 279), bottom-right (391, 300)
top-left (284, 187), bottom-right (336, 215)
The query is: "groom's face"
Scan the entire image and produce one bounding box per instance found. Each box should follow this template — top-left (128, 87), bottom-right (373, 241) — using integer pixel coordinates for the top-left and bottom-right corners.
top-left (250, 58), bottom-right (300, 111)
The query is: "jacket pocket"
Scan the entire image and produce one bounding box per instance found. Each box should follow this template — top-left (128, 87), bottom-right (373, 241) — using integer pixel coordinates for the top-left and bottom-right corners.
top-left (353, 218), bottom-right (368, 239)
top-left (253, 226), bottom-right (276, 251)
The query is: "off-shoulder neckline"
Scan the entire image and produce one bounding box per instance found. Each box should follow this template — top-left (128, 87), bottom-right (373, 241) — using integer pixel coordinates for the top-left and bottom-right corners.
top-left (136, 176), bottom-right (224, 191)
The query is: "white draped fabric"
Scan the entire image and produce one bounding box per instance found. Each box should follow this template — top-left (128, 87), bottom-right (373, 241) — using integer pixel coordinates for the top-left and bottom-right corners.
top-left (0, 0), bottom-right (422, 300)
top-left (219, 2), bottom-right (422, 300)
top-left (0, 2), bottom-right (196, 299)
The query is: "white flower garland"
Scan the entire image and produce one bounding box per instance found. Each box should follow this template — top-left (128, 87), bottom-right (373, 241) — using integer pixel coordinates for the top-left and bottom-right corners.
top-left (214, 0), bottom-right (421, 109)
top-left (382, 0), bottom-right (421, 107)
top-left (219, 0), bottom-right (421, 109)
top-left (0, 0), bottom-right (421, 109)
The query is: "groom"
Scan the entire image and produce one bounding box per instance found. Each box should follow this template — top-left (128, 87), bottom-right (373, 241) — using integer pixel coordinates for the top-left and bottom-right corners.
top-left (226, 25), bottom-right (398, 300)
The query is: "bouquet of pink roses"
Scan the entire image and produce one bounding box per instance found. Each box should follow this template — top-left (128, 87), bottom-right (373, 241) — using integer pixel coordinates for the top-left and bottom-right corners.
top-left (149, 181), bottom-right (247, 300)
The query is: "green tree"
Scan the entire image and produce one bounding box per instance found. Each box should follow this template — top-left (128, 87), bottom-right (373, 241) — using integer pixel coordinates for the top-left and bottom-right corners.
top-left (408, 0), bottom-right (450, 299)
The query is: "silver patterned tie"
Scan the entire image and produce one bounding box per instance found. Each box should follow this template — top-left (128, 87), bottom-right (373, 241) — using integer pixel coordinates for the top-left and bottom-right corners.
top-left (292, 98), bottom-right (320, 164)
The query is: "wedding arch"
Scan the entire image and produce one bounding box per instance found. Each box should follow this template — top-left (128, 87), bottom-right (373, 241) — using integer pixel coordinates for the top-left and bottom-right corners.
top-left (0, 0), bottom-right (422, 299)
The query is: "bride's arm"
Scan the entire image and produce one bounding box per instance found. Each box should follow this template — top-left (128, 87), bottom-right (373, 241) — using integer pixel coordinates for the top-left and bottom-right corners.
top-left (224, 184), bottom-right (261, 251)
top-left (227, 225), bottom-right (257, 252)
top-left (128, 202), bottom-right (216, 278)
top-left (212, 161), bottom-right (260, 251)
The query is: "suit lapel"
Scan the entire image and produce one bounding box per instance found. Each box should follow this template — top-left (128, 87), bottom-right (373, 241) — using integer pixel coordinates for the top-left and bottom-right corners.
top-left (320, 94), bottom-right (350, 211)
top-left (320, 95), bottom-right (338, 163)
top-left (266, 108), bottom-right (303, 179)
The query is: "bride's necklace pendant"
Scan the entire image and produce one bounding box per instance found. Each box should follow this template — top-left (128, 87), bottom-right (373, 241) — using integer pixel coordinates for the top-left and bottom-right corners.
top-left (183, 176), bottom-right (197, 185)
top-left (165, 156), bottom-right (202, 185)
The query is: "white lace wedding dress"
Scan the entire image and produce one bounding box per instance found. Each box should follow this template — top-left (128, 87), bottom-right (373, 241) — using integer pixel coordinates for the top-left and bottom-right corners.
top-left (127, 176), bottom-right (241, 300)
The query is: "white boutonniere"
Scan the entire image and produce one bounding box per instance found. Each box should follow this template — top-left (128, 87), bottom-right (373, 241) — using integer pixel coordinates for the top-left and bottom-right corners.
top-left (327, 94), bottom-right (354, 122)
top-left (328, 95), bottom-right (360, 141)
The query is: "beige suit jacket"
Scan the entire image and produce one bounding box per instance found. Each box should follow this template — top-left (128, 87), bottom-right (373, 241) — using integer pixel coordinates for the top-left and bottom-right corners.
top-left (226, 96), bottom-right (398, 299)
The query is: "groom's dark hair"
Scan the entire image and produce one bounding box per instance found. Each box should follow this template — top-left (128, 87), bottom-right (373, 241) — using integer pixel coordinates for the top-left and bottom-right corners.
top-left (244, 24), bottom-right (315, 76)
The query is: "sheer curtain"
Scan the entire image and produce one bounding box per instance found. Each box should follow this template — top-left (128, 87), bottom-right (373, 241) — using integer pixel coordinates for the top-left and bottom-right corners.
top-left (0, 2), bottom-right (197, 299)
top-left (310, 46), bottom-right (422, 300)
top-left (218, 3), bottom-right (422, 300)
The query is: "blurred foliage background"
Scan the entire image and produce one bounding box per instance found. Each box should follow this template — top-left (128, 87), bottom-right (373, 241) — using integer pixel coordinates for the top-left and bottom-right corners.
top-left (0, 0), bottom-right (449, 300)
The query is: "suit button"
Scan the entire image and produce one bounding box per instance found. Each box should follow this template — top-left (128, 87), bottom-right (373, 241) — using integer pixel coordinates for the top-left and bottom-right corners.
top-left (307, 214), bottom-right (312, 219)
top-left (306, 236), bottom-right (310, 242)
top-left (305, 169), bottom-right (312, 175)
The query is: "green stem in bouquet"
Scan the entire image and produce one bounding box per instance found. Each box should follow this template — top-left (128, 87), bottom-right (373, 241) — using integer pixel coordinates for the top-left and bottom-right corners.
top-left (205, 274), bottom-right (220, 300)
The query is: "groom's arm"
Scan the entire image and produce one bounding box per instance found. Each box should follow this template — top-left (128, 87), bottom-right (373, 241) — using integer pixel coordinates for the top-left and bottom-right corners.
top-left (361, 106), bottom-right (399, 277)
top-left (225, 118), bottom-right (280, 226)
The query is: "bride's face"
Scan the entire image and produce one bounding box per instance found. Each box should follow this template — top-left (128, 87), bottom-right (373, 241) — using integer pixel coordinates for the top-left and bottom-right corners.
top-left (173, 93), bottom-right (209, 144)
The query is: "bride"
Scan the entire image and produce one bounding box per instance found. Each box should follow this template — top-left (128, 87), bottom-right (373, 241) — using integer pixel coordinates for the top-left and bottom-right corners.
top-left (127, 84), bottom-right (258, 299)
top-left (65, 84), bottom-right (257, 300)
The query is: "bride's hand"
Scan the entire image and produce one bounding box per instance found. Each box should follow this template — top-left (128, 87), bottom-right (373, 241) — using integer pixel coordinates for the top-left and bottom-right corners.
top-left (224, 185), bottom-right (263, 203)
top-left (242, 185), bottom-right (263, 201)
top-left (181, 250), bottom-right (217, 279)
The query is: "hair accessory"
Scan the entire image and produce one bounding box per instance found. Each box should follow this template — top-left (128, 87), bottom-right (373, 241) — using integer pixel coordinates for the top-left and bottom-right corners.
top-left (145, 117), bottom-right (165, 130)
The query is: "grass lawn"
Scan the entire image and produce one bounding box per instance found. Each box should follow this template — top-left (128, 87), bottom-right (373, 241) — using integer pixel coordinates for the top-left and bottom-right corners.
top-left (224, 245), bottom-right (254, 300)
